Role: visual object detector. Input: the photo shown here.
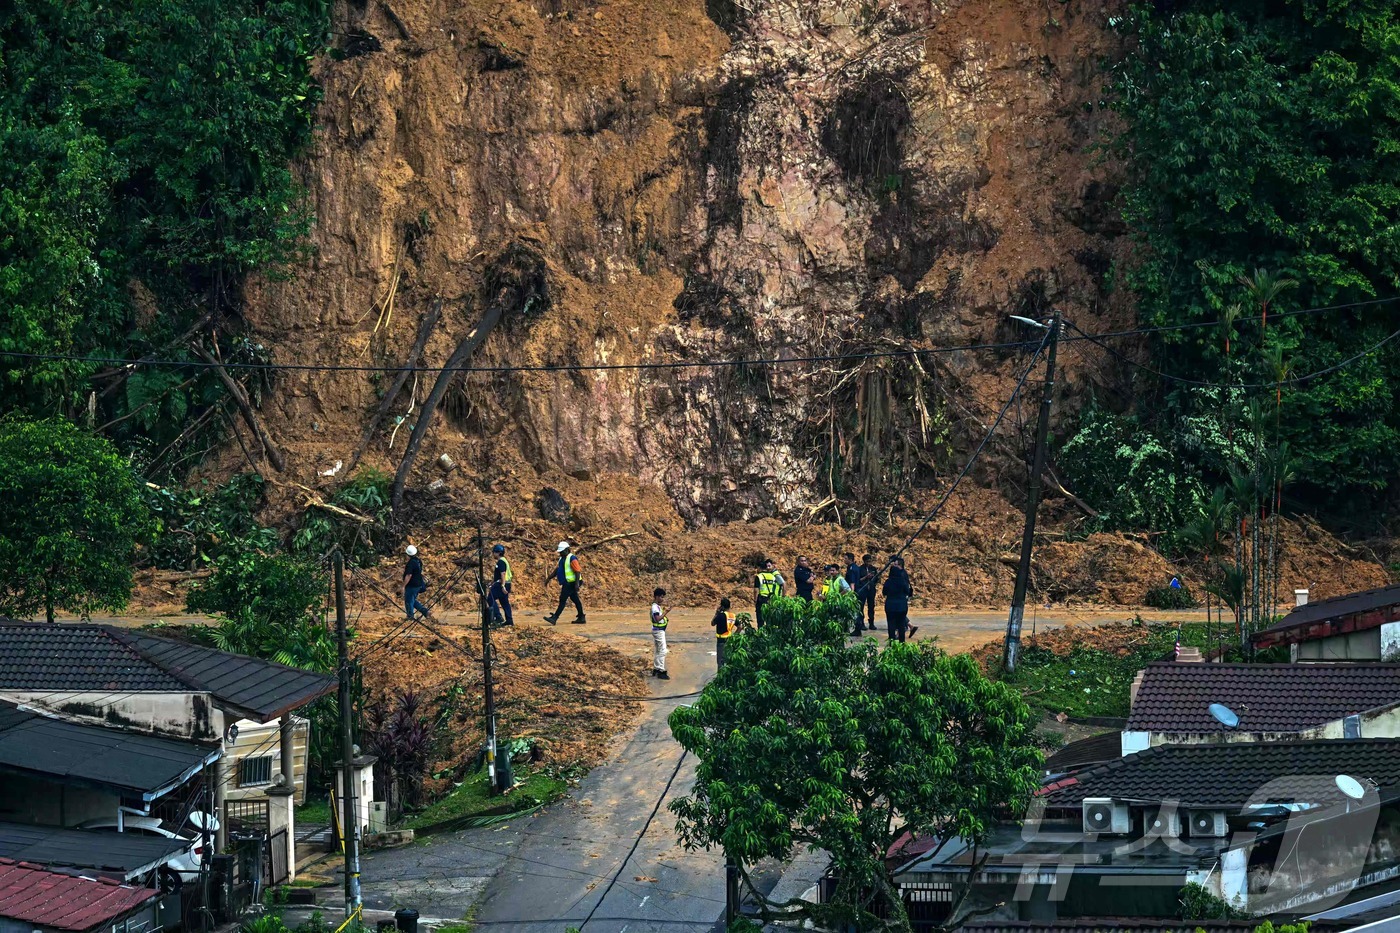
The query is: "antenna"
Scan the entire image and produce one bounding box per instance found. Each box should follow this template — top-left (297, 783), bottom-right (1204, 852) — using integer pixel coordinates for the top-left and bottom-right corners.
top-left (1209, 702), bottom-right (1240, 729)
top-left (1336, 774), bottom-right (1366, 801)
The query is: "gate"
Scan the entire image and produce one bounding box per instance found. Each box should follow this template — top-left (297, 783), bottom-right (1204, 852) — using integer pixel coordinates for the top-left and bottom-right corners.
top-left (268, 829), bottom-right (289, 887)
top-left (225, 799), bottom-right (270, 835)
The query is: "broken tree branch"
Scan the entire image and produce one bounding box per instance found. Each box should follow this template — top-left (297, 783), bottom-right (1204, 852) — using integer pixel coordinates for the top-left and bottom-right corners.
top-left (391, 300), bottom-right (504, 512)
top-left (576, 532), bottom-right (639, 553)
top-left (347, 299), bottom-right (442, 473)
top-left (189, 343), bottom-right (286, 472)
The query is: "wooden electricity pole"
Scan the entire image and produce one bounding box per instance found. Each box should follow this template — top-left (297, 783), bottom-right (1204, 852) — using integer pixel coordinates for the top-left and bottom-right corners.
top-left (334, 550), bottom-right (362, 915)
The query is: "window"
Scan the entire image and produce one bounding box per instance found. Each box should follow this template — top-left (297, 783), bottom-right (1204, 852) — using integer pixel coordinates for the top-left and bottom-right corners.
top-left (239, 755), bottom-right (274, 786)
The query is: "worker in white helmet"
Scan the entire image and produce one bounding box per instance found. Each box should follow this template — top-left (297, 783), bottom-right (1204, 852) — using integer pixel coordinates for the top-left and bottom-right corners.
top-left (543, 540), bottom-right (585, 625)
top-left (403, 545), bottom-right (429, 620)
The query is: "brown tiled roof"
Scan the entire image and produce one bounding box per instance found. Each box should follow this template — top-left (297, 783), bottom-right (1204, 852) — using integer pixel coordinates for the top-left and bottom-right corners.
top-left (1046, 739), bottom-right (1400, 809)
top-left (0, 858), bottom-right (156, 932)
top-left (0, 622), bottom-right (334, 722)
top-left (1126, 662), bottom-right (1400, 733)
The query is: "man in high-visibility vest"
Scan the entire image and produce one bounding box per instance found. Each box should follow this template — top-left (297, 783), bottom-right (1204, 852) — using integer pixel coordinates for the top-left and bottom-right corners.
top-left (821, 563), bottom-right (852, 599)
top-left (712, 596), bottom-right (735, 671)
top-left (544, 541), bottom-right (586, 625)
top-left (488, 543), bottom-right (513, 626)
top-left (753, 558), bottom-right (784, 628)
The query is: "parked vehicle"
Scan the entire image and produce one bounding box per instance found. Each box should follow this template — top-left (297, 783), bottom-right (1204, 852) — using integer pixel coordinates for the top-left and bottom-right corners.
top-left (78, 812), bottom-right (220, 888)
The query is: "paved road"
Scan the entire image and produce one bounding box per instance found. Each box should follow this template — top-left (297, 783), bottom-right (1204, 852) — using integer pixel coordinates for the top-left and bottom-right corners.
top-left (353, 607), bottom-right (1208, 929)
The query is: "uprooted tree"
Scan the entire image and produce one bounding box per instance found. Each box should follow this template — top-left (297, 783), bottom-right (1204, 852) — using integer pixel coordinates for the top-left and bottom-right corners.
top-left (668, 595), bottom-right (1042, 931)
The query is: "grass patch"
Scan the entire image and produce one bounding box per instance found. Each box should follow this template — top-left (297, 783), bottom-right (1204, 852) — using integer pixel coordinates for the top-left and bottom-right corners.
top-left (404, 767), bottom-right (567, 833)
top-left (999, 620), bottom-right (1284, 720)
top-left (432, 925), bottom-right (474, 933)
top-left (296, 796), bottom-right (331, 825)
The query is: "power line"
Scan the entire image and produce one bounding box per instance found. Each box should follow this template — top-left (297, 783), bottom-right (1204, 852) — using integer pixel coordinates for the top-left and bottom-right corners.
top-left (0, 295), bottom-right (1386, 377)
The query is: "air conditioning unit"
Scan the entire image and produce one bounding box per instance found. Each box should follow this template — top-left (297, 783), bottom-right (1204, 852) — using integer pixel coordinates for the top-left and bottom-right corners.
top-left (1083, 798), bottom-right (1130, 835)
top-left (1143, 805), bottom-right (1182, 837)
top-left (1187, 809), bottom-right (1229, 838)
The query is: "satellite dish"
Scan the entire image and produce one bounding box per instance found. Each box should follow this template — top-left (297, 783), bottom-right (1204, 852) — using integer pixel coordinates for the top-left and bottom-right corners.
top-left (1209, 703), bottom-right (1240, 729)
top-left (1336, 775), bottom-right (1366, 801)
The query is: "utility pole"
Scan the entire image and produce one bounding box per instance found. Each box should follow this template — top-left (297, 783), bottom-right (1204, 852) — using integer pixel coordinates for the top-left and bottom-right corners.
top-left (1003, 312), bottom-right (1060, 672)
top-left (725, 857), bottom-right (740, 925)
top-left (334, 550), bottom-right (362, 916)
top-left (478, 527), bottom-right (509, 794)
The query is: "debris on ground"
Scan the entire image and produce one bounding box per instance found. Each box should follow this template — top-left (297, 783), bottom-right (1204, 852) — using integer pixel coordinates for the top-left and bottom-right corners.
top-left (356, 620), bottom-right (645, 800)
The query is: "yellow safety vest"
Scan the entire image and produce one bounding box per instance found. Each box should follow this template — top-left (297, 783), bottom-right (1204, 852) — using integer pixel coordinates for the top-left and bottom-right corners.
top-left (562, 554), bottom-right (579, 582)
top-left (756, 571), bottom-right (779, 598)
top-left (822, 578), bottom-right (844, 598)
top-left (501, 558), bottom-right (513, 584)
top-left (716, 611), bottom-right (735, 639)
top-left (652, 605), bottom-right (668, 629)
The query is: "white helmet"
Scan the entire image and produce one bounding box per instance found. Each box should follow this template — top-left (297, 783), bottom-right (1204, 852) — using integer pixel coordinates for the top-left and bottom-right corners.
top-left (556, 541), bottom-right (571, 553)
top-left (405, 545), bottom-right (418, 556)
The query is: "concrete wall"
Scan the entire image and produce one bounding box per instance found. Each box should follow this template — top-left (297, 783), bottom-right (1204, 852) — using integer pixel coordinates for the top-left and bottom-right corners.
top-left (1297, 629), bottom-right (1382, 661)
top-left (0, 773), bottom-right (118, 827)
top-left (222, 717), bottom-right (311, 804)
top-left (0, 691), bottom-right (225, 742)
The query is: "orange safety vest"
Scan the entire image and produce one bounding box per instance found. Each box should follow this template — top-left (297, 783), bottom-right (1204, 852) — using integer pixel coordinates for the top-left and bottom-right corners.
top-left (716, 611), bottom-right (735, 639)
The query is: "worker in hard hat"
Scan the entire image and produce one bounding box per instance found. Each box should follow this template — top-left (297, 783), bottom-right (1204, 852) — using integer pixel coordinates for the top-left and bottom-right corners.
top-left (543, 540), bottom-right (586, 625)
top-left (489, 543), bottom-right (514, 627)
top-left (403, 545), bottom-right (429, 620)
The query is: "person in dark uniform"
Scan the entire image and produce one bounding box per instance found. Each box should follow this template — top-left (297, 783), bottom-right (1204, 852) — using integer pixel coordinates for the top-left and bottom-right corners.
top-left (403, 545), bottom-right (429, 620)
top-left (793, 556), bottom-right (815, 601)
top-left (489, 544), bottom-right (514, 626)
top-left (712, 597), bottom-right (735, 671)
top-left (883, 556), bottom-right (916, 642)
top-left (856, 553), bottom-right (880, 632)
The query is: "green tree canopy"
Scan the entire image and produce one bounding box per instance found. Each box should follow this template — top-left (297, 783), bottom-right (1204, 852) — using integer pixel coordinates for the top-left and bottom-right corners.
top-left (668, 595), bottom-right (1042, 930)
top-left (1110, 0), bottom-right (1400, 515)
top-left (0, 416), bottom-right (152, 622)
top-left (186, 549), bottom-right (333, 671)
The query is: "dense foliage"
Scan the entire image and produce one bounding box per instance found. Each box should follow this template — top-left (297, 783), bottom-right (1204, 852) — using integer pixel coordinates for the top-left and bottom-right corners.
top-left (0, 417), bottom-right (152, 622)
top-left (145, 472), bottom-right (279, 570)
top-left (186, 549), bottom-right (334, 671)
top-left (0, 0), bottom-right (327, 459)
top-left (669, 596), bottom-right (1042, 930)
top-left (1108, 0), bottom-right (1400, 519)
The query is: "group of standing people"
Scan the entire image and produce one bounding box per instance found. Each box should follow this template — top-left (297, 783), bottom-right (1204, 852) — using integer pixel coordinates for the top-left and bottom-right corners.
top-left (400, 542), bottom-right (917, 686)
top-left (752, 552), bottom-right (917, 642)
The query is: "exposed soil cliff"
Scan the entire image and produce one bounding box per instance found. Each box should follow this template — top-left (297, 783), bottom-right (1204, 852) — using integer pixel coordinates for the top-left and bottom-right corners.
top-left (227, 0), bottom-right (1389, 604)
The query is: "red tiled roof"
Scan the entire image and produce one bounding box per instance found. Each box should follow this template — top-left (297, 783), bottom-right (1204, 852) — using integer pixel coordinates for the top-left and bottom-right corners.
top-left (0, 858), bottom-right (156, 932)
top-left (1126, 662), bottom-right (1400, 733)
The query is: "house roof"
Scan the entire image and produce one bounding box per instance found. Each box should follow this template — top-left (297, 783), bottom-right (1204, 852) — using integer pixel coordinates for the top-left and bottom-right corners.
top-left (0, 857), bottom-right (157, 932)
top-left (0, 823), bottom-right (187, 881)
top-left (1254, 583), bottom-right (1400, 646)
top-left (1044, 731), bottom-right (1123, 773)
top-left (0, 701), bottom-right (220, 801)
top-left (0, 622), bottom-right (334, 722)
top-left (1045, 739), bottom-right (1400, 810)
top-left (1126, 662), bottom-right (1400, 733)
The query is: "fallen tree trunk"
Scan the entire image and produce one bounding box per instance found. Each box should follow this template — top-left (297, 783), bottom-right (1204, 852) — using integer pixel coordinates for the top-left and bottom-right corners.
top-left (347, 299), bottom-right (443, 474)
top-left (189, 343), bottom-right (286, 472)
top-left (391, 301), bottom-right (504, 512)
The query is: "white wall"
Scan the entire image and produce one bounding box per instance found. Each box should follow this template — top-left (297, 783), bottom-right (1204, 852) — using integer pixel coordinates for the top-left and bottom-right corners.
top-left (0, 690), bottom-right (225, 741)
top-left (223, 716), bottom-right (311, 804)
top-left (1121, 731), bottom-right (1151, 756)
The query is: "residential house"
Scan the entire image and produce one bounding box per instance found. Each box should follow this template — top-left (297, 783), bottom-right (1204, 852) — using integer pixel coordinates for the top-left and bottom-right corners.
top-left (1120, 662), bottom-right (1400, 755)
top-left (0, 622), bottom-right (335, 881)
top-left (0, 857), bottom-right (159, 933)
top-left (893, 739), bottom-right (1400, 926)
top-left (1253, 584), bottom-right (1400, 661)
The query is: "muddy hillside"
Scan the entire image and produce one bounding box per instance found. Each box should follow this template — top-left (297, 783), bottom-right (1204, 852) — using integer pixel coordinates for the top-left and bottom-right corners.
top-left (227, 0), bottom-right (1388, 604)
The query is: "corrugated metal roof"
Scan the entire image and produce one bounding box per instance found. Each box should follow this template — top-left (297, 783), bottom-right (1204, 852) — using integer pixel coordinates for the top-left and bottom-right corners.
top-left (0, 622), bottom-right (334, 722)
top-left (0, 701), bottom-right (219, 800)
top-left (0, 858), bottom-right (156, 932)
top-left (1046, 739), bottom-right (1400, 810)
top-left (1126, 662), bottom-right (1400, 733)
top-left (0, 823), bottom-right (186, 880)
